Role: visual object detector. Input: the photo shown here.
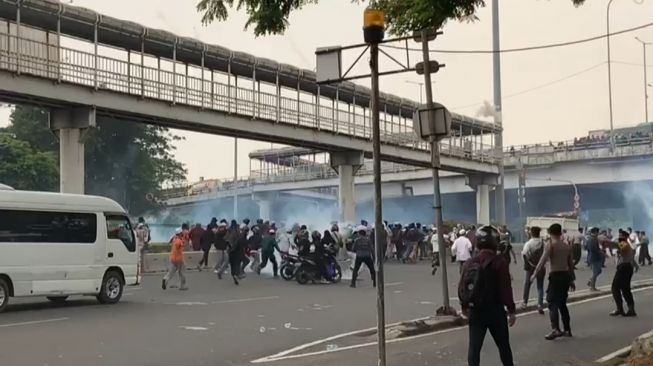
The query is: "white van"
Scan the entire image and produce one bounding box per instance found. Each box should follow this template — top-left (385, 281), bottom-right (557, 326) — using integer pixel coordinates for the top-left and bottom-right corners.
top-left (0, 190), bottom-right (138, 312)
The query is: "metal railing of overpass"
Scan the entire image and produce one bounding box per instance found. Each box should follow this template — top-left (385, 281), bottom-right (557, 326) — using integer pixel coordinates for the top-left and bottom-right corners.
top-left (0, 0), bottom-right (501, 169)
top-left (159, 134), bottom-right (653, 201)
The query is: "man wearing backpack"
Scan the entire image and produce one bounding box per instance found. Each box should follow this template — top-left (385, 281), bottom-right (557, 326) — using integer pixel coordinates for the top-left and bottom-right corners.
top-left (459, 226), bottom-right (516, 366)
top-left (521, 226), bottom-right (545, 314)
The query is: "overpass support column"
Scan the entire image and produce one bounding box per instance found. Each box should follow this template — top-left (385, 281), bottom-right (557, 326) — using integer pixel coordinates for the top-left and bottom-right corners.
top-left (330, 151), bottom-right (363, 223)
top-left (253, 192), bottom-right (277, 221)
top-left (49, 108), bottom-right (96, 194)
top-left (466, 174), bottom-right (498, 226)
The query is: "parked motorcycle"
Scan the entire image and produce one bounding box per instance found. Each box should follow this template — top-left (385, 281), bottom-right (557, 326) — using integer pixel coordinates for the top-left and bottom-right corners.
top-left (295, 251), bottom-right (342, 285)
top-left (279, 252), bottom-right (300, 281)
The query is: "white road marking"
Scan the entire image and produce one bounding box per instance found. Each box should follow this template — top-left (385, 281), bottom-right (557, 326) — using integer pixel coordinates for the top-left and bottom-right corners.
top-left (0, 317), bottom-right (69, 328)
top-left (179, 326), bottom-right (208, 331)
top-left (169, 302), bottom-right (208, 306)
top-left (595, 345), bottom-right (632, 363)
top-left (384, 282), bottom-right (404, 287)
top-left (251, 286), bottom-right (653, 364)
top-left (211, 296), bottom-right (279, 305)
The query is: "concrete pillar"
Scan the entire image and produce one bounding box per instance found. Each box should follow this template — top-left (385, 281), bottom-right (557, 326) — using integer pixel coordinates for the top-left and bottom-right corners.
top-left (253, 192), bottom-right (277, 221)
top-left (466, 173), bottom-right (498, 226)
top-left (338, 165), bottom-right (356, 223)
top-left (258, 198), bottom-right (273, 221)
top-left (330, 151), bottom-right (363, 223)
top-left (476, 184), bottom-right (491, 226)
top-left (49, 108), bottom-right (96, 194)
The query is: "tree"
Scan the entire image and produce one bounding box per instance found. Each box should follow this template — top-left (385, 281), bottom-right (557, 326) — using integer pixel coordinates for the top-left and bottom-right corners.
top-left (196, 0), bottom-right (586, 37)
top-left (0, 133), bottom-right (58, 191)
top-left (4, 106), bottom-right (187, 214)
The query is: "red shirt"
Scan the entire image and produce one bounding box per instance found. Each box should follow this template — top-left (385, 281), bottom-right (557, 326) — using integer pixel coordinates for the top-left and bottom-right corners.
top-left (189, 227), bottom-right (205, 251)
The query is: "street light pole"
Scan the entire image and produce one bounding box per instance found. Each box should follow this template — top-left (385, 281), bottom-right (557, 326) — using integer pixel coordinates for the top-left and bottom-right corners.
top-left (363, 7), bottom-right (386, 365)
top-left (635, 37), bottom-right (650, 123)
top-left (607, 0), bottom-right (616, 150)
top-left (420, 29), bottom-right (450, 312)
top-left (492, 0), bottom-right (506, 225)
top-left (233, 137), bottom-right (239, 219)
top-left (405, 80), bottom-right (435, 104)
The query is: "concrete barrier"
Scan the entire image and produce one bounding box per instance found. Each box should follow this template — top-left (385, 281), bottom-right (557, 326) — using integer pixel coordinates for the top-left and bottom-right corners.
top-left (143, 251), bottom-right (220, 273)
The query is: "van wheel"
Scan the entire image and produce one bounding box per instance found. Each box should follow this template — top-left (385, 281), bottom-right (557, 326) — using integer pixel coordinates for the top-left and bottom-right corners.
top-left (0, 278), bottom-right (9, 313)
top-left (97, 270), bottom-right (123, 304)
top-left (47, 296), bottom-right (69, 304)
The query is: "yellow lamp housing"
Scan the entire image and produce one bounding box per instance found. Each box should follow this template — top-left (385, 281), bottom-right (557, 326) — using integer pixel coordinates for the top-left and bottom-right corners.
top-left (363, 8), bottom-right (385, 44)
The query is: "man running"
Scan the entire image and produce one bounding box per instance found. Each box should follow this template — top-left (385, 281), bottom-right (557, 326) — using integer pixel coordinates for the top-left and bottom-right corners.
top-left (162, 227), bottom-right (189, 291)
top-left (257, 229), bottom-right (281, 277)
top-left (213, 223), bottom-right (229, 279)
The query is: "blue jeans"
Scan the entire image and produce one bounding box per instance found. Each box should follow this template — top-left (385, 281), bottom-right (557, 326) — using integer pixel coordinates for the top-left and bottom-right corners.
top-left (524, 268), bottom-right (545, 307)
top-left (590, 261), bottom-right (603, 288)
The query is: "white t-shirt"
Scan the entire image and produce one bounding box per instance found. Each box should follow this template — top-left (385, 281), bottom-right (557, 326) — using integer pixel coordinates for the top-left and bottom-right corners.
top-left (629, 233), bottom-right (640, 249)
top-left (431, 234), bottom-right (439, 253)
top-left (452, 236), bottom-right (473, 262)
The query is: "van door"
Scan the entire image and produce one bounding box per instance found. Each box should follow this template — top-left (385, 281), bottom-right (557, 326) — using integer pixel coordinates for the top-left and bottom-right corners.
top-left (104, 215), bottom-right (138, 285)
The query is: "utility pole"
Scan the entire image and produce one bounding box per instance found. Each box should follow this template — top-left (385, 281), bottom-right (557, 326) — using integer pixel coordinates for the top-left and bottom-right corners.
top-left (233, 137), bottom-right (238, 220)
top-left (492, 0), bottom-right (506, 225)
top-left (635, 37), bottom-right (650, 123)
top-left (316, 12), bottom-right (448, 364)
top-left (364, 7), bottom-right (386, 365)
top-left (420, 29), bottom-right (450, 312)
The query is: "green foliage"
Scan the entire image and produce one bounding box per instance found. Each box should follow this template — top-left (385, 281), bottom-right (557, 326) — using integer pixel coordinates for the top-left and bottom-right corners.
top-left (4, 106), bottom-right (187, 215)
top-left (196, 0), bottom-right (586, 36)
top-left (0, 132), bottom-right (58, 191)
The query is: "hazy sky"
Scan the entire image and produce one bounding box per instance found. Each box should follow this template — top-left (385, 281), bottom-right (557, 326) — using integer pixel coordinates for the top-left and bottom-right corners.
top-left (1, 0), bottom-right (652, 182)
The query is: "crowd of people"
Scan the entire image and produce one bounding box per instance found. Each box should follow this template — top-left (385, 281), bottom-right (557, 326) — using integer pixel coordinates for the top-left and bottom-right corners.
top-left (507, 130), bottom-right (653, 156)
top-left (135, 216), bottom-right (648, 366)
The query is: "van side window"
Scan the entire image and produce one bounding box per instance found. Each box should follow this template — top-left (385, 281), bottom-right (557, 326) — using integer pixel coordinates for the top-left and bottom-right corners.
top-left (0, 209), bottom-right (97, 243)
top-left (105, 215), bottom-right (135, 252)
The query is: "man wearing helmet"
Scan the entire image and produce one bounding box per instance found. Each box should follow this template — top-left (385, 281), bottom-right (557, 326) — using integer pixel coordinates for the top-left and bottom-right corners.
top-left (461, 226), bottom-right (516, 366)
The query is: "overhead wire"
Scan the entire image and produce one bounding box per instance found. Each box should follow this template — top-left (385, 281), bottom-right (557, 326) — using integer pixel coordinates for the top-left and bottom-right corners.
top-left (452, 61), bottom-right (607, 110)
top-left (381, 21), bottom-right (653, 54)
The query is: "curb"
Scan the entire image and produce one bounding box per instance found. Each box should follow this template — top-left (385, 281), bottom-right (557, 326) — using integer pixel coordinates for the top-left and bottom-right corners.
top-left (393, 280), bottom-right (653, 339)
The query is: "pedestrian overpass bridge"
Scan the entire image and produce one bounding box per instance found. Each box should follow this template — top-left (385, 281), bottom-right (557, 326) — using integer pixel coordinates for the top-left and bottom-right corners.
top-left (0, 0), bottom-right (500, 196)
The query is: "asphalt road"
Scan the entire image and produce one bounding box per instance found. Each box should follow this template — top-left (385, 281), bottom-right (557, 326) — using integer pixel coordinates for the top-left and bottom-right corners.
top-left (0, 258), bottom-right (651, 366)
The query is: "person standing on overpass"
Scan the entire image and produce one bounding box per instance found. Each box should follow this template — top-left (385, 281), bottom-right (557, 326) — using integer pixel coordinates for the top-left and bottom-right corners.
top-left (461, 225), bottom-right (516, 366)
top-left (532, 223), bottom-right (576, 340)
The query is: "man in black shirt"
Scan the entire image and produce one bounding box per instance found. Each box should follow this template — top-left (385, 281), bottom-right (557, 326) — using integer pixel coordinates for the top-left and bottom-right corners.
top-left (462, 226), bottom-right (516, 366)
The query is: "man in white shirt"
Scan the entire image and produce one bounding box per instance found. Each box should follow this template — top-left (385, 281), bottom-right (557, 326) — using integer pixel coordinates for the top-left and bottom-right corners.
top-left (430, 227), bottom-right (440, 275)
top-left (452, 229), bottom-right (473, 274)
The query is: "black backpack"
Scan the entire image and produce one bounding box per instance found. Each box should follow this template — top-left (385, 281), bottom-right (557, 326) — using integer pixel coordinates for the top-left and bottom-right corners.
top-left (458, 256), bottom-right (495, 310)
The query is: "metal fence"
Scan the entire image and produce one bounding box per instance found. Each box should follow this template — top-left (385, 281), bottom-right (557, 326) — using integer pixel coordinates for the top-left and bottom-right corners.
top-left (0, 31), bottom-right (499, 164)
